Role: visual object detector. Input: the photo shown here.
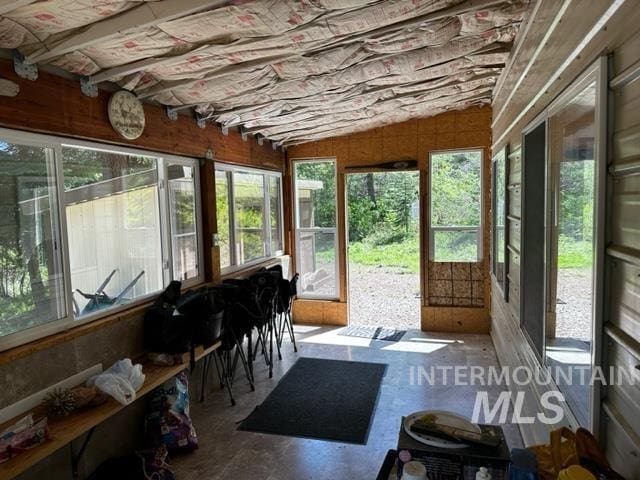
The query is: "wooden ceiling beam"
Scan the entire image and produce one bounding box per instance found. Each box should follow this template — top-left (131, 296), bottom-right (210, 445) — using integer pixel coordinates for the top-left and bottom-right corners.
top-left (0, 0), bottom-right (36, 16)
top-left (24, 0), bottom-right (228, 65)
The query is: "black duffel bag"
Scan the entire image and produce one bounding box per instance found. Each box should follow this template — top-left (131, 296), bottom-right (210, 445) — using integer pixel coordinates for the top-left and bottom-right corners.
top-left (144, 281), bottom-right (191, 355)
top-left (177, 288), bottom-right (223, 348)
top-left (144, 282), bottom-right (225, 368)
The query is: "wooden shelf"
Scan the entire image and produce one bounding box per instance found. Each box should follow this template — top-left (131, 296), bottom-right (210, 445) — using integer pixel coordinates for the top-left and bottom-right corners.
top-left (0, 341), bottom-right (220, 480)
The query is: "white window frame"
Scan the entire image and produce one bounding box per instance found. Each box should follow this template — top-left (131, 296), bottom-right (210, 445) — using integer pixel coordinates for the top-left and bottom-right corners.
top-left (292, 157), bottom-right (339, 300)
top-left (0, 128), bottom-right (204, 352)
top-left (215, 162), bottom-right (284, 275)
top-left (428, 148), bottom-right (484, 262)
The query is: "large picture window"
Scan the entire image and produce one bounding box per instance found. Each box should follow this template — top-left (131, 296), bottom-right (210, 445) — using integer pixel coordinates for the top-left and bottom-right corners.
top-left (293, 158), bottom-right (338, 299)
top-left (215, 165), bottom-right (283, 272)
top-left (429, 150), bottom-right (483, 262)
top-left (0, 138), bottom-right (66, 339)
top-left (0, 130), bottom-right (203, 350)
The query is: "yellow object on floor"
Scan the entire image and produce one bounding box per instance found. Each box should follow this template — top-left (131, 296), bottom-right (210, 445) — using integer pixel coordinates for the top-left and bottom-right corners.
top-left (558, 465), bottom-right (596, 480)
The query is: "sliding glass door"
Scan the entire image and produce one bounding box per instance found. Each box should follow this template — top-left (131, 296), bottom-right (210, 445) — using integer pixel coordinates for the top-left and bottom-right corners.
top-left (544, 61), bottom-right (605, 429)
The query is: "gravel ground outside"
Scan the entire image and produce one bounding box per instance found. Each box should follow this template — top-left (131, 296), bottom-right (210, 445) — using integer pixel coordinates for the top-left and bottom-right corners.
top-left (348, 263), bottom-right (421, 329)
top-left (555, 266), bottom-right (593, 342)
top-left (346, 264), bottom-right (592, 338)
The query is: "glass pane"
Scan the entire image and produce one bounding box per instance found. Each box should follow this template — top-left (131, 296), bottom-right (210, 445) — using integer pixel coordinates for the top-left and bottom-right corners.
top-left (432, 230), bottom-right (479, 262)
top-left (269, 175), bottom-right (283, 254)
top-left (295, 161), bottom-right (336, 228)
top-left (297, 231), bottom-right (337, 297)
top-left (0, 140), bottom-right (66, 337)
top-left (234, 171), bottom-right (265, 264)
top-left (62, 146), bottom-right (163, 317)
top-left (430, 150), bottom-right (481, 261)
top-left (215, 170), bottom-right (231, 268)
top-left (168, 164), bottom-right (198, 281)
top-left (493, 150), bottom-right (506, 287)
top-left (545, 81), bottom-right (596, 427)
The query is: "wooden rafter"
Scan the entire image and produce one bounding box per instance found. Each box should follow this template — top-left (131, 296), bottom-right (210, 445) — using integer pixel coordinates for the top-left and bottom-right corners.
top-left (24, 0), bottom-right (228, 65)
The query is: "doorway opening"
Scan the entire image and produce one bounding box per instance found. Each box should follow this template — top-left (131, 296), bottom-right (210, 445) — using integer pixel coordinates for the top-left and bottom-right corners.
top-left (346, 171), bottom-right (421, 329)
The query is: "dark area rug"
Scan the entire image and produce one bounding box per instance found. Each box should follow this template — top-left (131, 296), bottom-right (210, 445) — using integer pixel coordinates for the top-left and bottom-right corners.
top-left (238, 357), bottom-right (387, 444)
top-left (338, 325), bottom-right (406, 342)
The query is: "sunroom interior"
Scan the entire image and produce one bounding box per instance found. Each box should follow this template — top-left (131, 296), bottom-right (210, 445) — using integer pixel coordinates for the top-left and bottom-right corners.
top-left (0, 1), bottom-right (639, 479)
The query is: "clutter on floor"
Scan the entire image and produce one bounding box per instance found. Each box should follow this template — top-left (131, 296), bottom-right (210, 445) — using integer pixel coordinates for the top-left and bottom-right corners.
top-left (377, 415), bottom-right (625, 480)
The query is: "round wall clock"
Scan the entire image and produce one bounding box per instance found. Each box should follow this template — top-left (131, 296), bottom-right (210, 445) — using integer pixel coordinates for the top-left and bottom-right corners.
top-left (108, 90), bottom-right (146, 140)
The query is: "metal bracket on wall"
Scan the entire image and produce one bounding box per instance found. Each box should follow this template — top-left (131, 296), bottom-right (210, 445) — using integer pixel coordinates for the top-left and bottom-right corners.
top-left (71, 426), bottom-right (95, 480)
top-left (271, 141), bottom-right (278, 150)
top-left (240, 126), bottom-right (248, 142)
top-left (165, 106), bottom-right (178, 121)
top-left (12, 50), bottom-right (37, 81)
top-left (80, 76), bottom-right (98, 97)
top-left (257, 135), bottom-right (264, 146)
top-left (221, 125), bottom-right (229, 136)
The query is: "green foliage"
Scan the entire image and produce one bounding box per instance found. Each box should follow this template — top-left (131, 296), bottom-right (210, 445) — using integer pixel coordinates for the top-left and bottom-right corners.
top-left (296, 162), bottom-right (336, 227)
top-left (559, 160), bottom-right (594, 242)
top-left (557, 236), bottom-right (593, 269)
top-left (430, 151), bottom-right (481, 227)
top-left (347, 171), bottom-right (419, 243)
top-left (348, 235), bottom-right (420, 273)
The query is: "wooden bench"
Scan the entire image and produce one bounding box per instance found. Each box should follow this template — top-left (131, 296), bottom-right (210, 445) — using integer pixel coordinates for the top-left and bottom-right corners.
top-left (0, 342), bottom-right (221, 480)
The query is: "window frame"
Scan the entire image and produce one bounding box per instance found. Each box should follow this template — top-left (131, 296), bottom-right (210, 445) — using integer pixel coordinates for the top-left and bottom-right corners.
top-left (214, 162), bottom-right (284, 276)
top-left (0, 128), bottom-right (204, 352)
top-left (491, 144), bottom-right (509, 298)
top-left (291, 157), bottom-right (340, 300)
top-left (428, 148), bottom-right (484, 263)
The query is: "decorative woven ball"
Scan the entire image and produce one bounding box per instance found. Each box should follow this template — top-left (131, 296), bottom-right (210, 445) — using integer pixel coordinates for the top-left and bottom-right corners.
top-left (43, 388), bottom-right (76, 419)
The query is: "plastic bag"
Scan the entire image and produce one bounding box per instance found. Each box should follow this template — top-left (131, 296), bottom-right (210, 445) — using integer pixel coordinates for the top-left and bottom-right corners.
top-left (88, 359), bottom-right (145, 405)
top-left (145, 372), bottom-right (198, 453)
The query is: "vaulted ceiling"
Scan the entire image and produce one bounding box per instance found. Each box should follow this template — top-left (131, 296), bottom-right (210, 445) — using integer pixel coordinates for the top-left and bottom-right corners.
top-left (0, 0), bottom-right (531, 145)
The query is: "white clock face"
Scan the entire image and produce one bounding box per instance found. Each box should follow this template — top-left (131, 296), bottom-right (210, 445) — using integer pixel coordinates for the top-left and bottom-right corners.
top-left (108, 90), bottom-right (146, 140)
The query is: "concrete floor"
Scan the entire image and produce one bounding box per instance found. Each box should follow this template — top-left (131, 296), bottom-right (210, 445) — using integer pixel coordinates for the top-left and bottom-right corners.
top-left (171, 326), bottom-right (523, 479)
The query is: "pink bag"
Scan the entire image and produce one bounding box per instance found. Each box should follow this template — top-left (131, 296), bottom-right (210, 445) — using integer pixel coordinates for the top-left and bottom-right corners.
top-left (0, 415), bottom-right (50, 464)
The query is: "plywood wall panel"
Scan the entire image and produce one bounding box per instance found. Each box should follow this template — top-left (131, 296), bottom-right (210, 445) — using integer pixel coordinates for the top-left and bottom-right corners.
top-left (289, 106), bottom-right (492, 331)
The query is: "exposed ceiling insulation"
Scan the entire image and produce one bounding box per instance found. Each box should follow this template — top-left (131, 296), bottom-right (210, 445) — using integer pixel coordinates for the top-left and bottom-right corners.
top-left (0, 0), bottom-right (531, 145)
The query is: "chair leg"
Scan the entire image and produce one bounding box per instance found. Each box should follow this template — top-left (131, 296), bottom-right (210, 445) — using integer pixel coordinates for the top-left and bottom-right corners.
top-left (215, 351), bottom-right (236, 406)
top-left (286, 311), bottom-right (298, 353)
top-left (199, 354), bottom-right (210, 402)
top-left (268, 318), bottom-right (274, 378)
top-left (214, 351), bottom-right (236, 406)
top-left (247, 330), bottom-right (254, 380)
top-left (234, 335), bottom-right (255, 391)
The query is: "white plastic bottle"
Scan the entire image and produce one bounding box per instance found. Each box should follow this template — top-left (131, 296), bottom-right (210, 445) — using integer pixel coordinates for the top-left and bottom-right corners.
top-left (476, 467), bottom-right (492, 480)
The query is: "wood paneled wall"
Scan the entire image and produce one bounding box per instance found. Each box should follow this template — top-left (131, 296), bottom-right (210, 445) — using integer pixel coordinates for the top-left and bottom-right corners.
top-left (287, 106), bottom-right (492, 332)
top-left (489, 0), bottom-right (640, 472)
top-left (0, 60), bottom-right (284, 171)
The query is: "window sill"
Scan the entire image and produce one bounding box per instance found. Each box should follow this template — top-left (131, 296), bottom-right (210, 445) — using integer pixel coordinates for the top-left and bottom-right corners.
top-left (0, 281), bottom-right (210, 367)
top-left (220, 255), bottom-right (289, 280)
